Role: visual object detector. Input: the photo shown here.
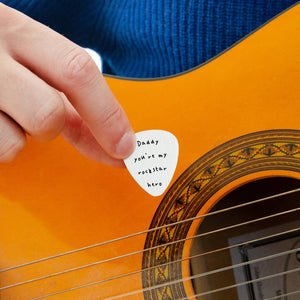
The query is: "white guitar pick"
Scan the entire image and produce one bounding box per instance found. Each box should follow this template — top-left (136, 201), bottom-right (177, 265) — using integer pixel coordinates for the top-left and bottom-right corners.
top-left (124, 130), bottom-right (179, 196)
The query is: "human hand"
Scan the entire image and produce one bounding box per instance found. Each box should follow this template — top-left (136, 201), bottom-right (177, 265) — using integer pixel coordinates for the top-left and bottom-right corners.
top-left (0, 3), bottom-right (135, 167)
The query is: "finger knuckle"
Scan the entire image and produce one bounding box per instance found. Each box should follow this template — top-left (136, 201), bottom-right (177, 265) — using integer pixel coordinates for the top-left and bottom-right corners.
top-left (0, 133), bottom-right (26, 162)
top-left (30, 93), bottom-right (65, 138)
top-left (62, 47), bottom-right (97, 86)
top-left (98, 105), bottom-right (123, 130)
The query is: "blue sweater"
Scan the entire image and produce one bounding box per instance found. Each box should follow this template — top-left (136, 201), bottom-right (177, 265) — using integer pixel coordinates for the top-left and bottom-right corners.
top-left (2, 0), bottom-right (298, 78)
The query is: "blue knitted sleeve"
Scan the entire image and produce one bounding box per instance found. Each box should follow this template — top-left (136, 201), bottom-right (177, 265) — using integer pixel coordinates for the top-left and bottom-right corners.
top-left (1, 0), bottom-right (298, 78)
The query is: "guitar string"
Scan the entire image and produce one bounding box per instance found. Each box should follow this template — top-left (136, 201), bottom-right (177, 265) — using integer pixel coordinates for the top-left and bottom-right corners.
top-left (31, 249), bottom-right (300, 300)
top-left (263, 290), bottom-right (300, 300)
top-left (1, 206), bottom-right (299, 292)
top-left (1, 187), bottom-right (299, 274)
top-left (22, 227), bottom-right (300, 300)
top-left (99, 249), bottom-right (300, 300)
top-left (180, 267), bottom-right (300, 300)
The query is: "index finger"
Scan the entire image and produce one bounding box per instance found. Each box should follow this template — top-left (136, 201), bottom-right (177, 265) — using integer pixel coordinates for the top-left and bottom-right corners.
top-left (2, 4), bottom-right (136, 159)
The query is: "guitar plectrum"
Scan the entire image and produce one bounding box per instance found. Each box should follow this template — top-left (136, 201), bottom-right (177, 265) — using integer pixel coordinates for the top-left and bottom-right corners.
top-left (124, 130), bottom-right (179, 196)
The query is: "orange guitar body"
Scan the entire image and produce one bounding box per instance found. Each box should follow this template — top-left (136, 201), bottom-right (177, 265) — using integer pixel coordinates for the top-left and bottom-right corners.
top-left (0, 4), bottom-right (299, 300)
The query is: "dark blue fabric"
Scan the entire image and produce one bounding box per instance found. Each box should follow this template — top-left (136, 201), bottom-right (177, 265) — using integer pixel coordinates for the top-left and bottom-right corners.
top-left (2, 0), bottom-right (298, 78)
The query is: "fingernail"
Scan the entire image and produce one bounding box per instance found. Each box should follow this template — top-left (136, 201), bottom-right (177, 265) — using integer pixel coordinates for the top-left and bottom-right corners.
top-left (115, 130), bottom-right (136, 159)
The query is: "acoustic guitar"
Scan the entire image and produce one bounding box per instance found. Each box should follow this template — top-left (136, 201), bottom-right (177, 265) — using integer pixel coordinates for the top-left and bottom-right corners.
top-left (0, 3), bottom-right (299, 300)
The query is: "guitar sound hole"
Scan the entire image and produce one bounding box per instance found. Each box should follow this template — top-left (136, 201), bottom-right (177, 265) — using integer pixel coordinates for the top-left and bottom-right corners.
top-left (190, 177), bottom-right (300, 300)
